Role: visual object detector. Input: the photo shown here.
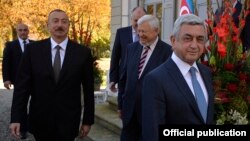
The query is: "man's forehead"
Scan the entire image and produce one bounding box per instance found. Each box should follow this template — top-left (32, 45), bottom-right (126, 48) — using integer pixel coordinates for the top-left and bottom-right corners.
top-left (17, 24), bottom-right (28, 29)
top-left (49, 11), bottom-right (68, 19)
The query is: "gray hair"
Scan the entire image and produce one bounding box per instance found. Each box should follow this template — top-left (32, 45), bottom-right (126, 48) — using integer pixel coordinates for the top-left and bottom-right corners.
top-left (137, 15), bottom-right (160, 30)
top-left (173, 14), bottom-right (207, 40)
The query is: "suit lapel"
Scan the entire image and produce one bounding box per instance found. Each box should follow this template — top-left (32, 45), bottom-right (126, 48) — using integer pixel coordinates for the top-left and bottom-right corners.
top-left (167, 59), bottom-right (204, 121)
top-left (15, 40), bottom-right (23, 54)
top-left (198, 64), bottom-right (214, 122)
top-left (42, 39), bottom-right (54, 79)
top-left (127, 26), bottom-right (133, 43)
top-left (134, 43), bottom-right (143, 77)
top-left (140, 40), bottom-right (162, 78)
top-left (58, 40), bottom-right (73, 81)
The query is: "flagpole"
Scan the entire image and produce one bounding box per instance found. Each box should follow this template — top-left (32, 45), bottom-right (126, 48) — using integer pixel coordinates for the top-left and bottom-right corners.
top-left (194, 0), bottom-right (198, 16)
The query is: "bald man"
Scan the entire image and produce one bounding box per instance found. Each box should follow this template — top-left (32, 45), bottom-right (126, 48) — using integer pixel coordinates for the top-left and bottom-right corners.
top-left (2, 23), bottom-right (34, 139)
top-left (109, 7), bottom-right (147, 93)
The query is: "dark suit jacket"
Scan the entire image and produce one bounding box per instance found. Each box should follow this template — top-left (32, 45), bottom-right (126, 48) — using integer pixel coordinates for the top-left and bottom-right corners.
top-left (232, 0), bottom-right (242, 27)
top-left (118, 39), bottom-right (172, 127)
top-left (109, 26), bottom-right (133, 84)
top-left (214, 0), bottom-right (242, 27)
top-left (2, 39), bottom-right (34, 84)
top-left (10, 38), bottom-right (94, 138)
top-left (241, 8), bottom-right (250, 51)
top-left (141, 58), bottom-right (214, 141)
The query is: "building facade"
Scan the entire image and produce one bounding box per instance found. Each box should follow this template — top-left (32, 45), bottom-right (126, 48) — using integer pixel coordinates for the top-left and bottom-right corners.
top-left (110, 0), bottom-right (244, 48)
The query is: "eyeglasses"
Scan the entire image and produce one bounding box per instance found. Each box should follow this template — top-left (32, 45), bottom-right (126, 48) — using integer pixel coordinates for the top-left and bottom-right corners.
top-left (18, 29), bottom-right (28, 32)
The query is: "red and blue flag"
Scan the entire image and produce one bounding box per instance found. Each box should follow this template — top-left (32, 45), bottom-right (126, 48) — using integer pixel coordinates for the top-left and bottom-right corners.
top-left (179, 0), bottom-right (194, 16)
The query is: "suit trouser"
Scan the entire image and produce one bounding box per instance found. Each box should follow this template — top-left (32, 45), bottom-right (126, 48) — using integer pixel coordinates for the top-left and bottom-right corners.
top-left (20, 109), bottom-right (28, 133)
top-left (33, 132), bottom-right (76, 141)
top-left (120, 111), bottom-right (141, 141)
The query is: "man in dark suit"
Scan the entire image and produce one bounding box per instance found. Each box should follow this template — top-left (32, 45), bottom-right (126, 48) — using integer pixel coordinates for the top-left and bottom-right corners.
top-left (119, 15), bottom-right (172, 141)
top-left (241, 2), bottom-right (250, 52)
top-left (214, 0), bottom-right (242, 27)
top-left (141, 14), bottom-right (215, 141)
top-left (2, 23), bottom-right (33, 89)
top-left (232, 0), bottom-right (242, 27)
top-left (109, 7), bottom-right (146, 92)
top-left (9, 9), bottom-right (94, 141)
top-left (2, 23), bottom-right (34, 139)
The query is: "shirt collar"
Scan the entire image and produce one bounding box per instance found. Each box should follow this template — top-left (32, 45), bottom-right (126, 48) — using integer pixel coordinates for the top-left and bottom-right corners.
top-left (50, 37), bottom-right (68, 50)
top-left (171, 52), bottom-right (199, 76)
top-left (18, 37), bottom-right (28, 44)
top-left (233, 0), bottom-right (237, 8)
top-left (144, 36), bottom-right (158, 50)
top-left (132, 26), bottom-right (136, 33)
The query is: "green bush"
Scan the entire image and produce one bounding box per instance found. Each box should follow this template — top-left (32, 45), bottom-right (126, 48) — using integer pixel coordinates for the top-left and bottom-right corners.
top-left (93, 56), bottom-right (104, 85)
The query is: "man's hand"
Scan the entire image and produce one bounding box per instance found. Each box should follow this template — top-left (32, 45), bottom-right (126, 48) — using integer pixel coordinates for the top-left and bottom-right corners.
top-left (4, 81), bottom-right (12, 90)
top-left (9, 123), bottom-right (21, 140)
top-left (79, 125), bottom-right (91, 138)
top-left (109, 82), bottom-right (117, 93)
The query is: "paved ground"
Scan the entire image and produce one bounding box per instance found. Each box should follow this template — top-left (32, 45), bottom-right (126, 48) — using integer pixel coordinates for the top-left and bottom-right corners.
top-left (0, 82), bottom-right (91, 141)
top-left (0, 83), bottom-right (36, 141)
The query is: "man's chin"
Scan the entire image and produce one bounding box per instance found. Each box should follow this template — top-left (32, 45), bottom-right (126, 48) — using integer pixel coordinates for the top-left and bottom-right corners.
top-left (53, 34), bottom-right (67, 38)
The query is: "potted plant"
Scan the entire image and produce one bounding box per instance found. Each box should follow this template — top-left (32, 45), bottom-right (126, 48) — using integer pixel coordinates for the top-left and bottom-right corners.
top-left (93, 57), bottom-right (104, 91)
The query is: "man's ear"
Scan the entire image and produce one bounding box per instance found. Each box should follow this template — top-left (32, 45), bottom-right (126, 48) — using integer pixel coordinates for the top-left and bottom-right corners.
top-left (170, 35), bottom-right (176, 51)
top-left (170, 35), bottom-right (175, 45)
top-left (46, 22), bottom-right (49, 31)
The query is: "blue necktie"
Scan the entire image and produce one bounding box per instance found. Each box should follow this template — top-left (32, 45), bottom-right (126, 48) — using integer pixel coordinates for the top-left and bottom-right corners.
top-left (190, 67), bottom-right (207, 122)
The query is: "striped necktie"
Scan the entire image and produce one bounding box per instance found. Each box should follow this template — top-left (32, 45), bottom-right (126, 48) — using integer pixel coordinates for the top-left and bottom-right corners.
top-left (138, 46), bottom-right (150, 79)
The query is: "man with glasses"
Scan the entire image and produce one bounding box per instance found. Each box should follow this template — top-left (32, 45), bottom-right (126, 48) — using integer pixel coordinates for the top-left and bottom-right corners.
top-left (2, 23), bottom-right (34, 139)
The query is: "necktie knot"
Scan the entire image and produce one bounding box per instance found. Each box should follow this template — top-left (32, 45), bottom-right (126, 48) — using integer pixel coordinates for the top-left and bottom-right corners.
top-left (189, 67), bottom-right (197, 78)
top-left (145, 46), bottom-right (150, 50)
top-left (23, 40), bottom-right (27, 52)
top-left (55, 45), bottom-right (61, 50)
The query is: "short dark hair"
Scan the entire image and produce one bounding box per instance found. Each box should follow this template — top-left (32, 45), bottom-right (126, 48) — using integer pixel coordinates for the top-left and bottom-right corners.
top-left (132, 6), bottom-right (147, 14)
top-left (48, 9), bottom-right (66, 17)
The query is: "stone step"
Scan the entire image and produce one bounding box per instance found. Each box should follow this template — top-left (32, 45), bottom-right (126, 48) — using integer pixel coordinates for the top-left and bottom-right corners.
top-left (86, 123), bottom-right (120, 141)
top-left (94, 102), bottom-right (122, 135)
top-left (86, 102), bottom-right (122, 141)
top-left (106, 96), bottom-right (118, 112)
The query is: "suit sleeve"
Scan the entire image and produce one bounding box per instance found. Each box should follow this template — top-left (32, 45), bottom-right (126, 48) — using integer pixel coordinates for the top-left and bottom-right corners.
top-left (117, 43), bottom-right (129, 110)
top-left (142, 72), bottom-right (166, 141)
top-left (232, 2), bottom-right (242, 27)
top-left (2, 42), bottom-right (11, 82)
top-left (81, 48), bottom-right (95, 125)
top-left (244, 13), bottom-right (250, 51)
top-left (109, 29), bottom-right (121, 83)
top-left (10, 43), bottom-right (32, 123)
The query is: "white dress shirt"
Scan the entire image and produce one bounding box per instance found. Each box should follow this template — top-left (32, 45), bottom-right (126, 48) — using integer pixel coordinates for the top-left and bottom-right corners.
top-left (171, 53), bottom-right (208, 103)
top-left (138, 37), bottom-right (158, 78)
top-left (51, 37), bottom-right (68, 67)
top-left (18, 37), bottom-right (30, 52)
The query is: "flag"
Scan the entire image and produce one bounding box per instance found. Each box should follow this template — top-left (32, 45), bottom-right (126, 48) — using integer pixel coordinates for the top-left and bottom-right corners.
top-left (179, 0), bottom-right (194, 16)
